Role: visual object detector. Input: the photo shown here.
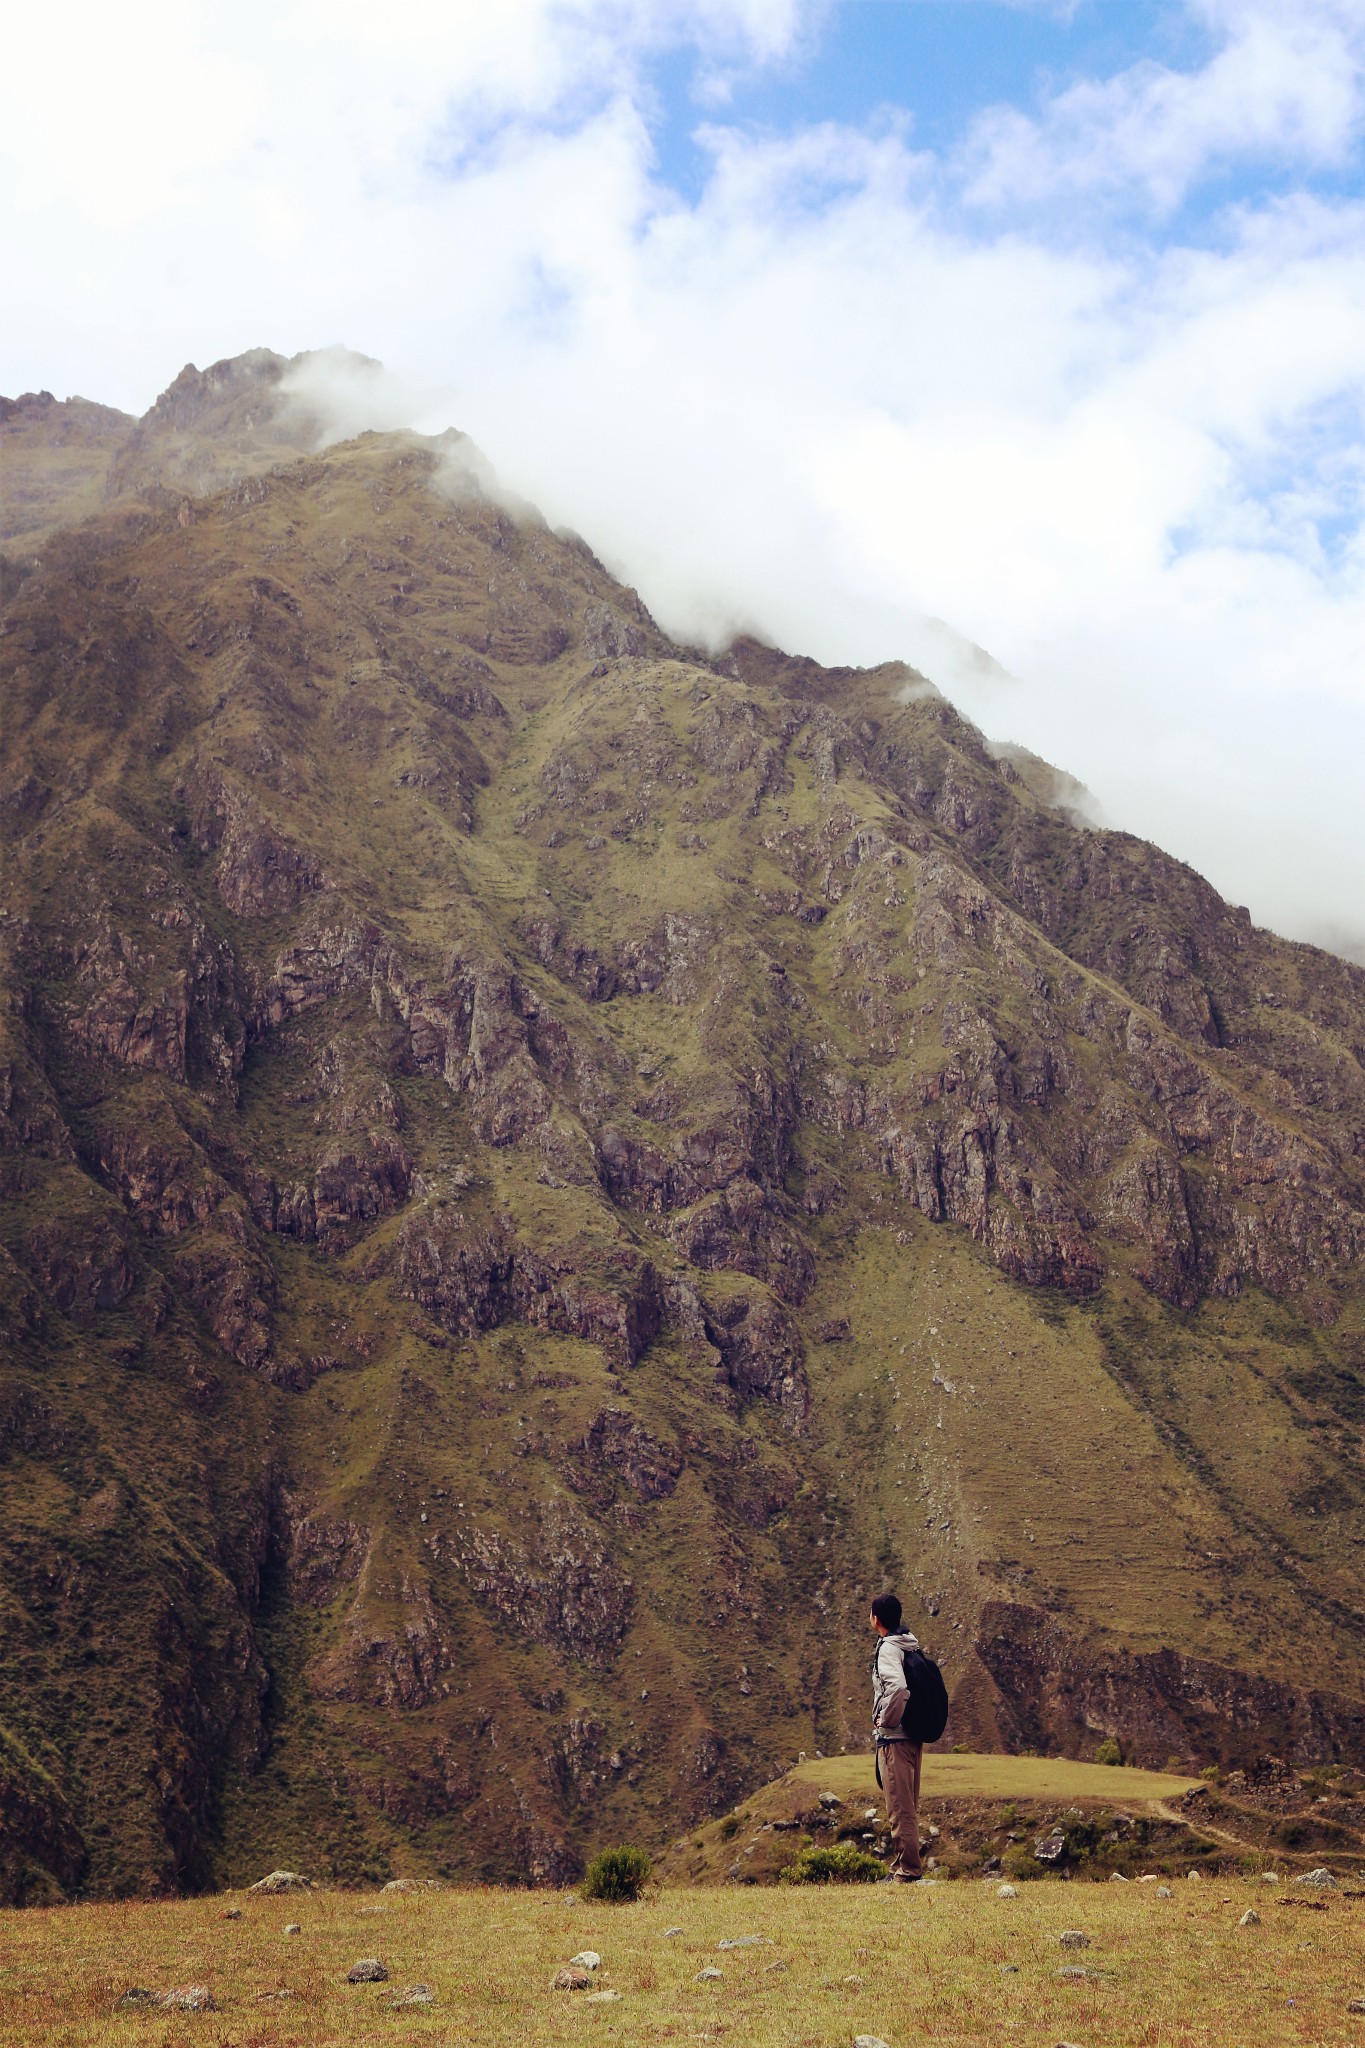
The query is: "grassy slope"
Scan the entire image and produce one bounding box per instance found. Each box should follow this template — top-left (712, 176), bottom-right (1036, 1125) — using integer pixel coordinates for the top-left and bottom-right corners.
top-left (4, 1878), bottom-right (1363, 2048)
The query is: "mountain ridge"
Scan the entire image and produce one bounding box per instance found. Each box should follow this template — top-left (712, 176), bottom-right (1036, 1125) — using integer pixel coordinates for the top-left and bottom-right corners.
top-left (2, 350), bottom-right (1364, 1905)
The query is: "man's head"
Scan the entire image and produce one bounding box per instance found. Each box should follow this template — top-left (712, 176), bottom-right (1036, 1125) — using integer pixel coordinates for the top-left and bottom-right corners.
top-left (869, 1592), bottom-right (902, 1637)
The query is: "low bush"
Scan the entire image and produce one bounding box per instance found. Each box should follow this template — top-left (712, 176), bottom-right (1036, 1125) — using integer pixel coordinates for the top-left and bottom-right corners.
top-left (1096, 1738), bottom-right (1123, 1766)
top-left (779, 1843), bottom-right (885, 1885)
top-left (580, 1846), bottom-right (652, 1902)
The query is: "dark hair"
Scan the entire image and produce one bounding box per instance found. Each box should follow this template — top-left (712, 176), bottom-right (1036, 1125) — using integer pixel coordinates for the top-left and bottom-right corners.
top-left (870, 1592), bottom-right (902, 1632)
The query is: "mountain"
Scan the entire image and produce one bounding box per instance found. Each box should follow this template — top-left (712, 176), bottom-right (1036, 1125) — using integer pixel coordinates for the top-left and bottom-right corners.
top-left (2, 350), bottom-right (1365, 1906)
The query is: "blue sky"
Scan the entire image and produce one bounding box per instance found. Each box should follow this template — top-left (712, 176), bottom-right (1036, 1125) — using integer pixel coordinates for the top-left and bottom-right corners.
top-left (651, 3), bottom-right (1202, 193)
top-left (4, 0), bottom-right (1365, 951)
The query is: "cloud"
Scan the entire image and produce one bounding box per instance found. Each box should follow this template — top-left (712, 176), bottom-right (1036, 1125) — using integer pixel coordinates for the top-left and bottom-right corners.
top-left (962, 0), bottom-right (1365, 214)
top-left (4, 0), bottom-right (1365, 952)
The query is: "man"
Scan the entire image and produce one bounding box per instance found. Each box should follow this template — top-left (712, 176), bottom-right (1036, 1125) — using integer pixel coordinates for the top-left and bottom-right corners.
top-left (870, 1591), bottom-right (922, 1882)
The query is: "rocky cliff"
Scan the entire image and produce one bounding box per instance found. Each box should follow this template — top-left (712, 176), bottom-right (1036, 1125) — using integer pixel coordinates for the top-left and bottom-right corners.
top-left (3, 351), bottom-right (1365, 1900)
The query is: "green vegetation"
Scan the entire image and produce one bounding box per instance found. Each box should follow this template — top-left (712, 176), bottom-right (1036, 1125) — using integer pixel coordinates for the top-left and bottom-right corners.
top-left (580, 1845), bottom-right (652, 1903)
top-left (1096, 1737), bottom-right (1123, 1766)
top-left (778, 1842), bottom-right (885, 1884)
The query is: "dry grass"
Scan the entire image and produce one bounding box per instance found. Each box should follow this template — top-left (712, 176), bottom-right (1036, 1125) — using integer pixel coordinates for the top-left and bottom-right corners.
top-left (4, 1877), bottom-right (1365, 2048)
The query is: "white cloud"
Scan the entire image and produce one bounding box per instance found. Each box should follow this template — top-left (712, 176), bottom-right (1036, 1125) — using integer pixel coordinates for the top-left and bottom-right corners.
top-left (962, 0), bottom-right (1365, 214)
top-left (3, 0), bottom-right (1365, 952)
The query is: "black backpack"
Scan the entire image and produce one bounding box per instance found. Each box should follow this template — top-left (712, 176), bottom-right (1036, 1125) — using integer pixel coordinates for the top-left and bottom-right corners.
top-left (879, 1641), bottom-right (950, 1745)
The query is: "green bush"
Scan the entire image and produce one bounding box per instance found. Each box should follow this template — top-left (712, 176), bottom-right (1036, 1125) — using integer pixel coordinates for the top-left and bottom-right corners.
top-left (580, 1846), bottom-right (652, 1902)
top-left (1096, 1738), bottom-right (1123, 1766)
top-left (778, 1842), bottom-right (885, 1885)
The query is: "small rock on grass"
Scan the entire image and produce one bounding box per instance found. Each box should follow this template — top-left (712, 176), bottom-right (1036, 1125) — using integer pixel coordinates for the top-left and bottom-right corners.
top-left (1109, 1871), bottom-right (1130, 1883)
top-left (220, 1907), bottom-right (243, 1920)
top-left (157, 1987), bottom-right (217, 2011)
top-left (1261, 1871), bottom-right (1281, 1884)
top-left (346, 1958), bottom-right (388, 1983)
top-left (552, 1968), bottom-right (592, 1991)
top-left (819, 1791), bottom-right (842, 1809)
top-left (569, 1951), bottom-right (602, 1970)
top-left (116, 1990), bottom-right (154, 2009)
top-left (584, 1989), bottom-right (621, 2003)
top-left (854, 2036), bottom-right (891, 2048)
top-left (1294, 1868), bottom-right (1337, 1888)
top-left (696, 1966), bottom-right (723, 1982)
top-left (1055, 1966), bottom-right (1091, 1982)
top-left (1239, 1908), bottom-right (1261, 1927)
top-left (1347, 1997), bottom-right (1365, 2014)
top-left (249, 1870), bottom-right (313, 1894)
top-left (1155, 1886), bottom-right (1173, 1898)
top-left (1058, 1930), bottom-right (1090, 1949)
top-left (392, 1984), bottom-right (435, 2007)
top-left (717, 1935), bottom-right (764, 1949)
top-left (283, 1922), bottom-right (301, 1936)
top-left (999, 1964), bottom-right (1019, 1975)
top-left (997, 1883), bottom-right (1017, 1898)
top-left (662, 1927), bottom-right (683, 1937)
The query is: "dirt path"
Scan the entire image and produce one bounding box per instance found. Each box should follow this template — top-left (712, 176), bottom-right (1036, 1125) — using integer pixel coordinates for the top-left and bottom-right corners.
top-left (1150, 1797), bottom-right (1255, 1849)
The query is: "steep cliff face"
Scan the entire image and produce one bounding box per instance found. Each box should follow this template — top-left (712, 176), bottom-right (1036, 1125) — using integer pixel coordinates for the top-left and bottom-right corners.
top-left (3, 351), bottom-right (1365, 1899)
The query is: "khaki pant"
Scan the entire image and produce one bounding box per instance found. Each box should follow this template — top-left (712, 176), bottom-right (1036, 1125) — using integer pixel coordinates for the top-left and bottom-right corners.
top-left (878, 1740), bottom-right (922, 1879)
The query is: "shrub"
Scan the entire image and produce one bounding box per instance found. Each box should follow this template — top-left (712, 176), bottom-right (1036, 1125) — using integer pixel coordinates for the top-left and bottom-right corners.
top-left (779, 1842), bottom-right (885, 1885)
top-left (1096, 1738), bottom-right (1123, 1767)
top-left (580, 1846), bottom-right (652, 1902)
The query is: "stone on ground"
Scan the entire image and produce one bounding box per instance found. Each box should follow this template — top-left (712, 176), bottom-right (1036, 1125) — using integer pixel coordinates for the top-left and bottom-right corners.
top-left (1294, 1867), bottom-right (1336, 1887)
top-left (346, 1958), bottom-right (388, 1983)
top-left (393, 1984), bottom-right (435, 2006)
top-left (1155, 1886), bottom-right (1173, 1898)
top-left (997, 1883), bottom-right (1017, 1898)
top-left (283, 1922), bottom-right (301, 1935)
top-left (156, 1987), bottom-right (216, 2010)
top-left (1239, 1908), bottom-right (1261, 1927)
top-left (551, 1968), bottom-right (592, 1992)
top-left (696, 1967), bottom-right (723, 1982)
top-left (818, 1791), bottom-right (842, 1809)
top-left (584, 1989), bottom-right (621, 2003)
top-left (1059, 1930), bottom-right (1090, 1949)
top-left (249, 1870), bottom-right (312, 1894)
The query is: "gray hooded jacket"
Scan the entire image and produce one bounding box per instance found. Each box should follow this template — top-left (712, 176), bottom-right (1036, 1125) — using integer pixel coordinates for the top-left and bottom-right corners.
top-left (871, 1629), bottom-right (920, 1744)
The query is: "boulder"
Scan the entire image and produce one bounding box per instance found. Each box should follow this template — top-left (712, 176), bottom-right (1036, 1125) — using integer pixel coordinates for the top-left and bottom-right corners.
top-left (346, 1958), bottom-right (388, 1983)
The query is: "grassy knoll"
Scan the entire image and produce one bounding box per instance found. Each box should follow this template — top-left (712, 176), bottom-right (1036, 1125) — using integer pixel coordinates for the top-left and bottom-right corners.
top-left (4, 1876), bottom-right (1365, 2047)
top-left (790, 1752), bottom-right (1202, 1806)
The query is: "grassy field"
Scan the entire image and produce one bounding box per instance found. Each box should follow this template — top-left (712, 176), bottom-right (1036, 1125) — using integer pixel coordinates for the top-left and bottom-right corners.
top-left (4, 1874), bottom-right (1365, 2047)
